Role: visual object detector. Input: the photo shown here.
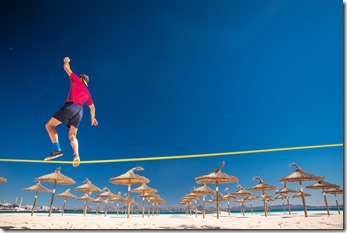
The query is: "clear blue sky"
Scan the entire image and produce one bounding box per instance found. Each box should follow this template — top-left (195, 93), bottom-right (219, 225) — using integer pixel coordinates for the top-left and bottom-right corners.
top-left (0, 0), bottom-right (343, 209)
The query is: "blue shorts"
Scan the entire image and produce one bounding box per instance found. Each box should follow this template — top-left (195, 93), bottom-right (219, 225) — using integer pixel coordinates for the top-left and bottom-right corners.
top-left (53, 102), bottom-right (83, 128)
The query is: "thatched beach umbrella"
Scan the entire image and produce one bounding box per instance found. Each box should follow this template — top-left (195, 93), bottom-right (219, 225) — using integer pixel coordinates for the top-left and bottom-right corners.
top-left (275, 194), bottom-right (287, 214)
top-left (56, 189), bottom-right (77, 216)
top-left (152, 197), bottom-right (165, 215)
top-left (0, 177), bottom-right (7, 184)
top-left (244, 195), bottom-right (257, 215)
top-left (23, 181), bottom-right (52, 216)
top-left (182, 193), bottom-right (199, 216)
top-left (191, 183), bottom-right (215, 218)
top-left (131, 183), bottom-right (157, 218)
top-left (306, 180), bottom-right (340, 216)
top-left (35, 167), bottom-right (75, 217)
top-left (276, 183), bottom-right (297, 214)
top-left (140, 193), bottom-right (161, 217)
top-left (92, 197), bottom-right (106, 215)
top-left (109, 166), bottom-right (149, 218)
top-left (77, 193), bottom-right (95, 215)
top-left (110, 192), bottom-right (127, 216)
top-left (324, 188), bottom-right (343, 214)
top-left (74, 179), bottom-right (101, 216)
top-left (234, 198), bottom-right (246, 215)
top-left (97, 187), bottom-right (117, 216)
top-left (279, 163), bottom-right (324, 217)
top-left (231, 185), bottom-right (253, 216)
top-left (248, 176), bottom-right (276, 217)
top-left (223, 188), bottom-right (237, 216)
top-left (195, 162), bottom-right (238, 219)
top-left (186, 193), bottom-right (199, 217)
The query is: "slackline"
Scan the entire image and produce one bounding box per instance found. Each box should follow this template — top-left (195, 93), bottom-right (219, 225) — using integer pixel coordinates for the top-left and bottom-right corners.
top-left (0, 143), bottom-right (343, 165)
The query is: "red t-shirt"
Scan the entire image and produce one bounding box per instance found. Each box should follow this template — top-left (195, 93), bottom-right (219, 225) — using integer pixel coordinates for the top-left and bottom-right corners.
top-left (66, 73), bottom-right (93, 106)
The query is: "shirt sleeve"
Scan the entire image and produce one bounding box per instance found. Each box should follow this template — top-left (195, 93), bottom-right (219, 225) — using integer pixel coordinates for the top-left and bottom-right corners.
top-left (86, 95), bottom-right (94, 106)
top-left (70, 72), bottom-right (80, 82)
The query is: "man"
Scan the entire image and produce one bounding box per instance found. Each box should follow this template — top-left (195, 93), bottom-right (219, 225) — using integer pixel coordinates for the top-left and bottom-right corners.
top-left (44, 57), bottom-right (98, 167)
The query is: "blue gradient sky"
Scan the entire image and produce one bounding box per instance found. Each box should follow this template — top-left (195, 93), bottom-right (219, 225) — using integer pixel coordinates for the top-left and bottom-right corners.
top-left (0, 0), bottom-right (343, 209)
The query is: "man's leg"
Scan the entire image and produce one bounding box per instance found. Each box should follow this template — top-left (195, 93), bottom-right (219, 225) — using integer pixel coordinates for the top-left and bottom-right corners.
top-left (68, 126), bottom-right (79, 156)
top-left (45, 117), bottom-right (62, 143)
top-left (45, 117), bottom-right (63, 160)
top-left (69, 126), bottom-right (80, 167)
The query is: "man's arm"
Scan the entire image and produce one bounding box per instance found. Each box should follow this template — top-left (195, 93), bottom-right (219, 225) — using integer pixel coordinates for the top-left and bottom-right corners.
top-left (89, 104), bottom-right (99, 126)
top-left (63, 57), bottom-right (72, 76)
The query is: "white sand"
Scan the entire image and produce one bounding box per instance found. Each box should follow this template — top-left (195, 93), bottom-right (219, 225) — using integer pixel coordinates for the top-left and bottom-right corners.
top-left (0, 211), bottom-right (343, 230)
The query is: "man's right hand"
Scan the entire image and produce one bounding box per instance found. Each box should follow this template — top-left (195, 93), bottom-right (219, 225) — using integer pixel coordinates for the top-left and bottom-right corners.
top-left (64, 57), bottom-right (70, 63)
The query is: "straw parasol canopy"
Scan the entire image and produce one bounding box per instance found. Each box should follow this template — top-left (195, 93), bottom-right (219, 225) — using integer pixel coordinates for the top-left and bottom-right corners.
top-left (97, 187), bottom-right (117, 216)
top-left (306, 180), bottom-right (340, 216)
top-left (248, 176), bottom-right (276, 217)
top-left (138, 193), bottom-right (160, 217)
top-left (276, 183), bottom-right (297, 214)
top-left (35, 167), bottom-right (75, 217)
top-left (74, 179), bottom-right (101, 216)
top-left (109, 166), bottom-right (149, 218)
top-left (56, 189), bottom-right (77, 216)
top-left (292, 191), bottom-right (311, 198)
top-left (195, 161), bottom-right (238, 219)
top-left (223, 187), bottom-right (237, 216)
top-left (191, 183), bottom-right (215, 218)
top-left (131, 183), bottom-right (157, 218)
top-left (324, 187), bottom-right (343, 214)
top-left (110, 192), bottom-right (127, 216)
top-left (244, 195), bottom-right (257, 215)
top-left (78, 193), bottom-right (96, 201)
top-left (23, 181), bottom-right (52, 216)
top-left (0, 177), bottom-right (7, 184)
top-left (74, 178), bottom-right (102, 193)
top-left (92, 197), bottom-right (106, 215)
top-left (275, 194), bottom-right (288, 214)
top-left (279, 163), bottom-right (324, 217)
top-left (231, 185), bottom-right (253, 216)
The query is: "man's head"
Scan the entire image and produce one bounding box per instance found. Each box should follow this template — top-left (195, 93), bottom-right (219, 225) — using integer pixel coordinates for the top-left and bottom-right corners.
top-left (79, 74), bottom-right (89, 87)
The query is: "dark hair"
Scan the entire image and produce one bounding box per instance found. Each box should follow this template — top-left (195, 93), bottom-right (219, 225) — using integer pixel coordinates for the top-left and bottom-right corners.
top-left (79, 74), bottom-right (89, 86)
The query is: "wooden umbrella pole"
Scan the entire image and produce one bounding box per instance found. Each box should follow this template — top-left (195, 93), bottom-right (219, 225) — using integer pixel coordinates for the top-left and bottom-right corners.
top-left (148, 200), bottom-right (150, 217)
top-left (31, 191), bottom-right (38, 216)
top-left (48, 182), bottom-right (57, 217)
top-left (141, 191), bottom-right (145, 218)
top-left (243, 200), bottom-right (246, 216)
top-left (203, 195), bottom-right (206, 218)
top-left (62, 199), bottom-right (67, 216)
top-left (227, 200), bottom-right (230, 216)
top-left (104, 202), bottom-right (108, 217)
top-left (262, 190), bottom-right (267, 217)
top-left (334, 194), bottom-right (340, 214)
top-left (282, 199), bottom-right (285, 214)
top-left (286, 196), bottom-right (291, 214)
top-left (322, 189), bottom-right (330, 216)
top-left (216, 182), bottom-right (219, 219)
top-left (250, 200), bottom-right (253, 215)
top-left (195, 201), bottom-right (197, 217)
top-left (83, 200), bottom-right (87, 216)
top-left (127, 184), bottom-right (131, 219)
top-left (299, 181), bottom-right (308, 217)
top-left (116, 203), bottom-right (119, 216)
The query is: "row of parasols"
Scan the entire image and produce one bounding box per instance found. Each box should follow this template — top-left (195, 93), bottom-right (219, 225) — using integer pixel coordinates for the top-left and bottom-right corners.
top-left (0, 166), bottom-right (164, 218)
top-left (180, 162), bottom-right (343, 219)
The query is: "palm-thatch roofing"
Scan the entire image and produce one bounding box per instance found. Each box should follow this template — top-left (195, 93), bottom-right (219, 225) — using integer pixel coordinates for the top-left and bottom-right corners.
top-left (23, 181), bottom-right (52, 193)
top-left (248, 176), bottom-right (276, 191)
top-left (56, 189), bottom-right (77, 199)
top-left (74, 178), bottom-right (101, 193)
top-left (306, 181), bottom-right (340, 190)
top-left (0, 177), bottom-right (7, 184)
top-left (279, 163), bottom-right (324, 183)
top-left (35, 167), bottom-right (75, 185)
top-left (109, 166), bottom-right (149, 185)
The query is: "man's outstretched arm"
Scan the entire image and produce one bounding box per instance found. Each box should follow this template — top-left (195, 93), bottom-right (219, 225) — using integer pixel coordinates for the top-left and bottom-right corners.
top-left (89, 104), bottom-right (98, 126)
top-left (63, 57), bottom-right (72, 76)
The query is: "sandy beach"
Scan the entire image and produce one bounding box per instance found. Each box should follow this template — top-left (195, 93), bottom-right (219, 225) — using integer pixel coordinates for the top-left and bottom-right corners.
top-left (0, 211), bottom-right (343, 230)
